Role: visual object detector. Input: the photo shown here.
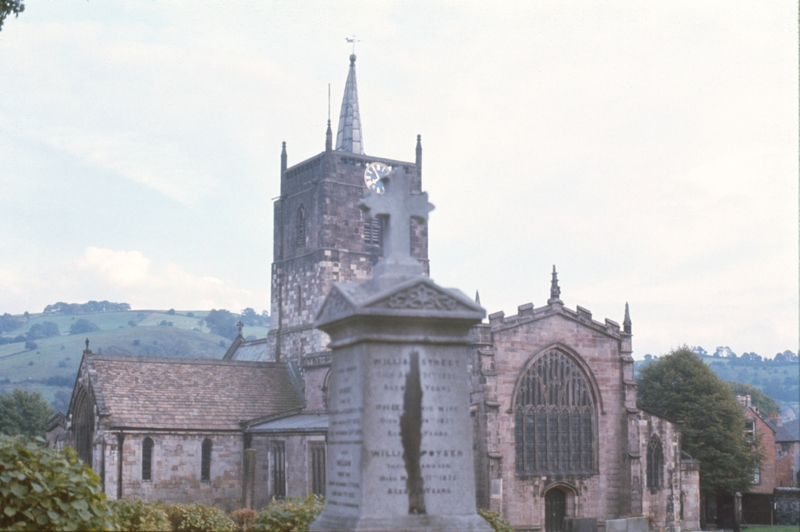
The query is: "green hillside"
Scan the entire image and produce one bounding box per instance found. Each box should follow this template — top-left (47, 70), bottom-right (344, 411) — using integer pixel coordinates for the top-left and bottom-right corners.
top-left (0, 306), bottom-right (270, 413)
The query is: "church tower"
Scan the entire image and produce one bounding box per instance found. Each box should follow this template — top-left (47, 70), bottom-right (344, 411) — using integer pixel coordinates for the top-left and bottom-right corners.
top-left (267, 54), bottom-right (429, 365)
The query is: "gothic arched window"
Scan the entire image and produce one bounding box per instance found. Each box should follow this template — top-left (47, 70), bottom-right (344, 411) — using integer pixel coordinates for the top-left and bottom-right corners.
top-left (142, 437), bottom-right (154, 481)
top-left (295, 205), bottom-right (306, 249)
top-left (201, 438), bottom-right (212, 481)
top-left (73, 389), bottom-right (94, 465)
top-left (515, 349), bottom-right (594, 474)
top-left (647, 435), bottom-right (663, 489)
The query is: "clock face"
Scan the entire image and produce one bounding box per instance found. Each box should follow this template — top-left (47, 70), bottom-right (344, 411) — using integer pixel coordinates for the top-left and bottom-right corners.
top-left (364, 162), bottom-right (390, 194)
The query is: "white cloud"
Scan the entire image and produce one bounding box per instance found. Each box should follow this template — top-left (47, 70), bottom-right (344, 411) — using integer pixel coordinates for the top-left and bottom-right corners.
top-left (0, 248), bottom-right (263, 315)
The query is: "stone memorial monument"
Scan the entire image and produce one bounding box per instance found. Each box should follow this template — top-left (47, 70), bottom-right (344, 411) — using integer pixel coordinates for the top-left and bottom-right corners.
top-left (309, 167), bottom-right (490, 531)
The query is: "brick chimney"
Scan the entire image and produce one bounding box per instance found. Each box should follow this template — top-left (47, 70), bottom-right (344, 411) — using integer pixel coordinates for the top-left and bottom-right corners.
top-left (768, 413), bottom-right (782, 426)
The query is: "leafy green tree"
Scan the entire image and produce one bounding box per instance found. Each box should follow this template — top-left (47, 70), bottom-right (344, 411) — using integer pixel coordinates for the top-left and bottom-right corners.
top-left (69, 318), bottom-right (99, 335)
top-left (727, 382), bottom-right (780, 416)
top-left (26, 321), bottom-right (60, 340)
top-left (637, 346), bottom-right (761, 498)
top-left (0, 434), bottom-right (112, 531)
top-left (0, 389), bottom-right (54, 440)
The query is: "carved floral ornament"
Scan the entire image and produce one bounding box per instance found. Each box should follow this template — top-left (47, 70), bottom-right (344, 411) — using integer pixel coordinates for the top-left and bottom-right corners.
top-left (375, 284), bottom-right (464, 311)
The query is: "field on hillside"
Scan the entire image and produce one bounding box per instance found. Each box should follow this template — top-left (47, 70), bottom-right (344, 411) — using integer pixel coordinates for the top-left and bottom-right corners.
top-left (0, 308), bottom-right (269, 412)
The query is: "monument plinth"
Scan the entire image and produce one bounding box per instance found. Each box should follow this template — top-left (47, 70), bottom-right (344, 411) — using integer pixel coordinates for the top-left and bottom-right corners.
top-left (309, 168), bottom-right (490, 531)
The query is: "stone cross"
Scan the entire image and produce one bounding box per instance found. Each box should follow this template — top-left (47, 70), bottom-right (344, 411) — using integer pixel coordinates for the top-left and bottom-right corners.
top-left (359, 168), bottom-right (433, 279)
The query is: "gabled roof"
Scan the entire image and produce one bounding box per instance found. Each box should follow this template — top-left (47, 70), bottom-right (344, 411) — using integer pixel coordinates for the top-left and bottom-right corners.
top-left (223, 335), bottom-right (270, 362)
top-left (81, 354), bottom-right (302, 431)
top-left (781, 418), bottom-right (800, 442)
top-left (766, 417), bottom-right (799, 443)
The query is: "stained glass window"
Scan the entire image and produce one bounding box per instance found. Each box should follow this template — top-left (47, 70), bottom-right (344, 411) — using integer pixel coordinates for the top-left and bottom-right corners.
top-left (515, 350), bottom-right (594, 474)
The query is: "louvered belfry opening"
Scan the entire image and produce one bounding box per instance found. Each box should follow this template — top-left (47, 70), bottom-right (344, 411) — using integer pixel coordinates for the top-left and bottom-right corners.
top-left (74, 389), bottom-right (94, 465)
top-left (363, 215), bottom-right (382, 248)
top-left (515, 350), bottom-right (595, 474)
top-left (647, 435), bottom-right (663, 489)
top-left (295, 205), bottom-right (306, 249)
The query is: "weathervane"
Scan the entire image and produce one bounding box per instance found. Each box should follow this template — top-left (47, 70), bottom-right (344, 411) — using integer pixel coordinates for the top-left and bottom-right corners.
top-left (345, 35), bottom-right (360, 54)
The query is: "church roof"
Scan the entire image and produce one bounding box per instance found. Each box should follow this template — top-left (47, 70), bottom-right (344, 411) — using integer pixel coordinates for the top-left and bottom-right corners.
top-left (223, 335), bottom-right (270, 361)
top-left (335, 54), bottom-right (364, 154)
top-left (81, 354), bottom-right (302, 431)
top-left (247, 413), bottom-right (329, 433)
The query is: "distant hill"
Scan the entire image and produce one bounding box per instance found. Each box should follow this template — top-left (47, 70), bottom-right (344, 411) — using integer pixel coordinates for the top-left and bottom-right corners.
top-left (634, 351), bottom-right (799, 421)
top-left (0, 306), bottom-right (270, 413)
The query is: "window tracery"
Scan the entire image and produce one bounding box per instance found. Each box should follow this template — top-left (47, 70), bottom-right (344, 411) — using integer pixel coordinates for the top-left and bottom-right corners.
top-left (74, 389), bottom-right (94, 465)
top-left (647, 434), bottom-right (663, 489)
top-left (515, 349), bottom-right (594, 474)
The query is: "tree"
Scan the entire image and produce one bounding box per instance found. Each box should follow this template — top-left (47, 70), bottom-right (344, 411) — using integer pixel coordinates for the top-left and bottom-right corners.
top-left (204, 309), bottom-right (239, 340)
top-left (0, 389), bottom-right (54, 440)
top-left (727, 382), bottom-right (780, 416)
top-left (69, 318), bottom-right (99, 335)
top-left (26, 321), bottom-right (60, 340)
top-left (23, 340), bottom-right (37, 350)
top-left (637, 346), bottom-right (760, 498)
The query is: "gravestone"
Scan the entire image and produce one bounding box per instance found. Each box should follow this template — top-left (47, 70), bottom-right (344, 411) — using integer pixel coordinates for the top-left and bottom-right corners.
top-left (309, 167), bottom-right (490, 531)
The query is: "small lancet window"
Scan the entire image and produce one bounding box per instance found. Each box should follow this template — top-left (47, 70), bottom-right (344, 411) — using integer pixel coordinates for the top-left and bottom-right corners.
top-left (201, 438), bottom-right (212, 481)
top-left (142, 437), bottom-right (154, 481)
top-left (647, 434), bottom-right (663, 489)
top-left (295, 205), bottom-right (306, 249)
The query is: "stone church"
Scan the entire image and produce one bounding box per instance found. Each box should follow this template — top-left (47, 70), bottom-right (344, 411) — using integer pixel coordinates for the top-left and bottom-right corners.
top-left (55, 54), bottom-right (700, 531)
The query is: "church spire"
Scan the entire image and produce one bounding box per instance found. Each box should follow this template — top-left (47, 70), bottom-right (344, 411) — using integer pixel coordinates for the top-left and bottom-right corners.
top-left (335, 54), bottom-right (365, 154)
top-left (548, 265), bottom-right (562, 305)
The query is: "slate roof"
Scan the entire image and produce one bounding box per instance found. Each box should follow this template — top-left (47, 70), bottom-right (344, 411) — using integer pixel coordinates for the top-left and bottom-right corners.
top-left (84, 355), bottom-right (302, 431)
top-left (224, 337), bottom-right (270, 362)
top-left (247, 414), bottom-right (329, 433)
top-left (768, 418), bottom-right (800, 443)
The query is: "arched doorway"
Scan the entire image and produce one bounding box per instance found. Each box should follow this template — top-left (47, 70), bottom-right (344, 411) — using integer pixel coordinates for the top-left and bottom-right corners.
top-left (545, 488), bottom-right (567, 532)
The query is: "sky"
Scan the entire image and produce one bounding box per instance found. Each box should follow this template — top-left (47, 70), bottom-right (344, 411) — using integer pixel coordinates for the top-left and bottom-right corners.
top-left (0, 1), bottom-right (797, 359)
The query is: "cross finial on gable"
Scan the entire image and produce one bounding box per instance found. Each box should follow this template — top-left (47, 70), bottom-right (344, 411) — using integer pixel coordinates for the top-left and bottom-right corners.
top-left (236, 321), bottom-right (244, 335)
top-left (359, 167), bottom-right (434, 280)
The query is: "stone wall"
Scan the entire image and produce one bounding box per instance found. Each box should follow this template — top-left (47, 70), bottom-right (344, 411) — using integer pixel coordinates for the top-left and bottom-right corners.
top-left (469, 300), bottom-right (699, 532)
top-left (103, 431), bottom-right (244, 511)
top-left (773, 487), bottom-right (800, 526)
top-left (250, 433), bottom-right (326, 508)
top-left (474, 303), bottom-right (629, 529)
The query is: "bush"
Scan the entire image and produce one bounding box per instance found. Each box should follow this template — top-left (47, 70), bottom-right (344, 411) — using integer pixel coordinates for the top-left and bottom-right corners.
top-left (24, 340), bottom-right (37, 350)
top-left (109, 499), bottom-right (171, 531)
top-left (0, 434), bottom-right (112, 531)
top-left (479, 508), bottom-right (515, 532)
top-left (252, 495), bottom-right (323, 532)
top-left (158, 503), bottom-right (236, 532)
top-left (229, 508), bottom-right (257, 531)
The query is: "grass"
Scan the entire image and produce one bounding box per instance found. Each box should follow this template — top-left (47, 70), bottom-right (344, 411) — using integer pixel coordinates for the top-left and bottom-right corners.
top-left (743, 526), bottom-right (800, 532)
top-left (0, 307), bottom-right (271, 412)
